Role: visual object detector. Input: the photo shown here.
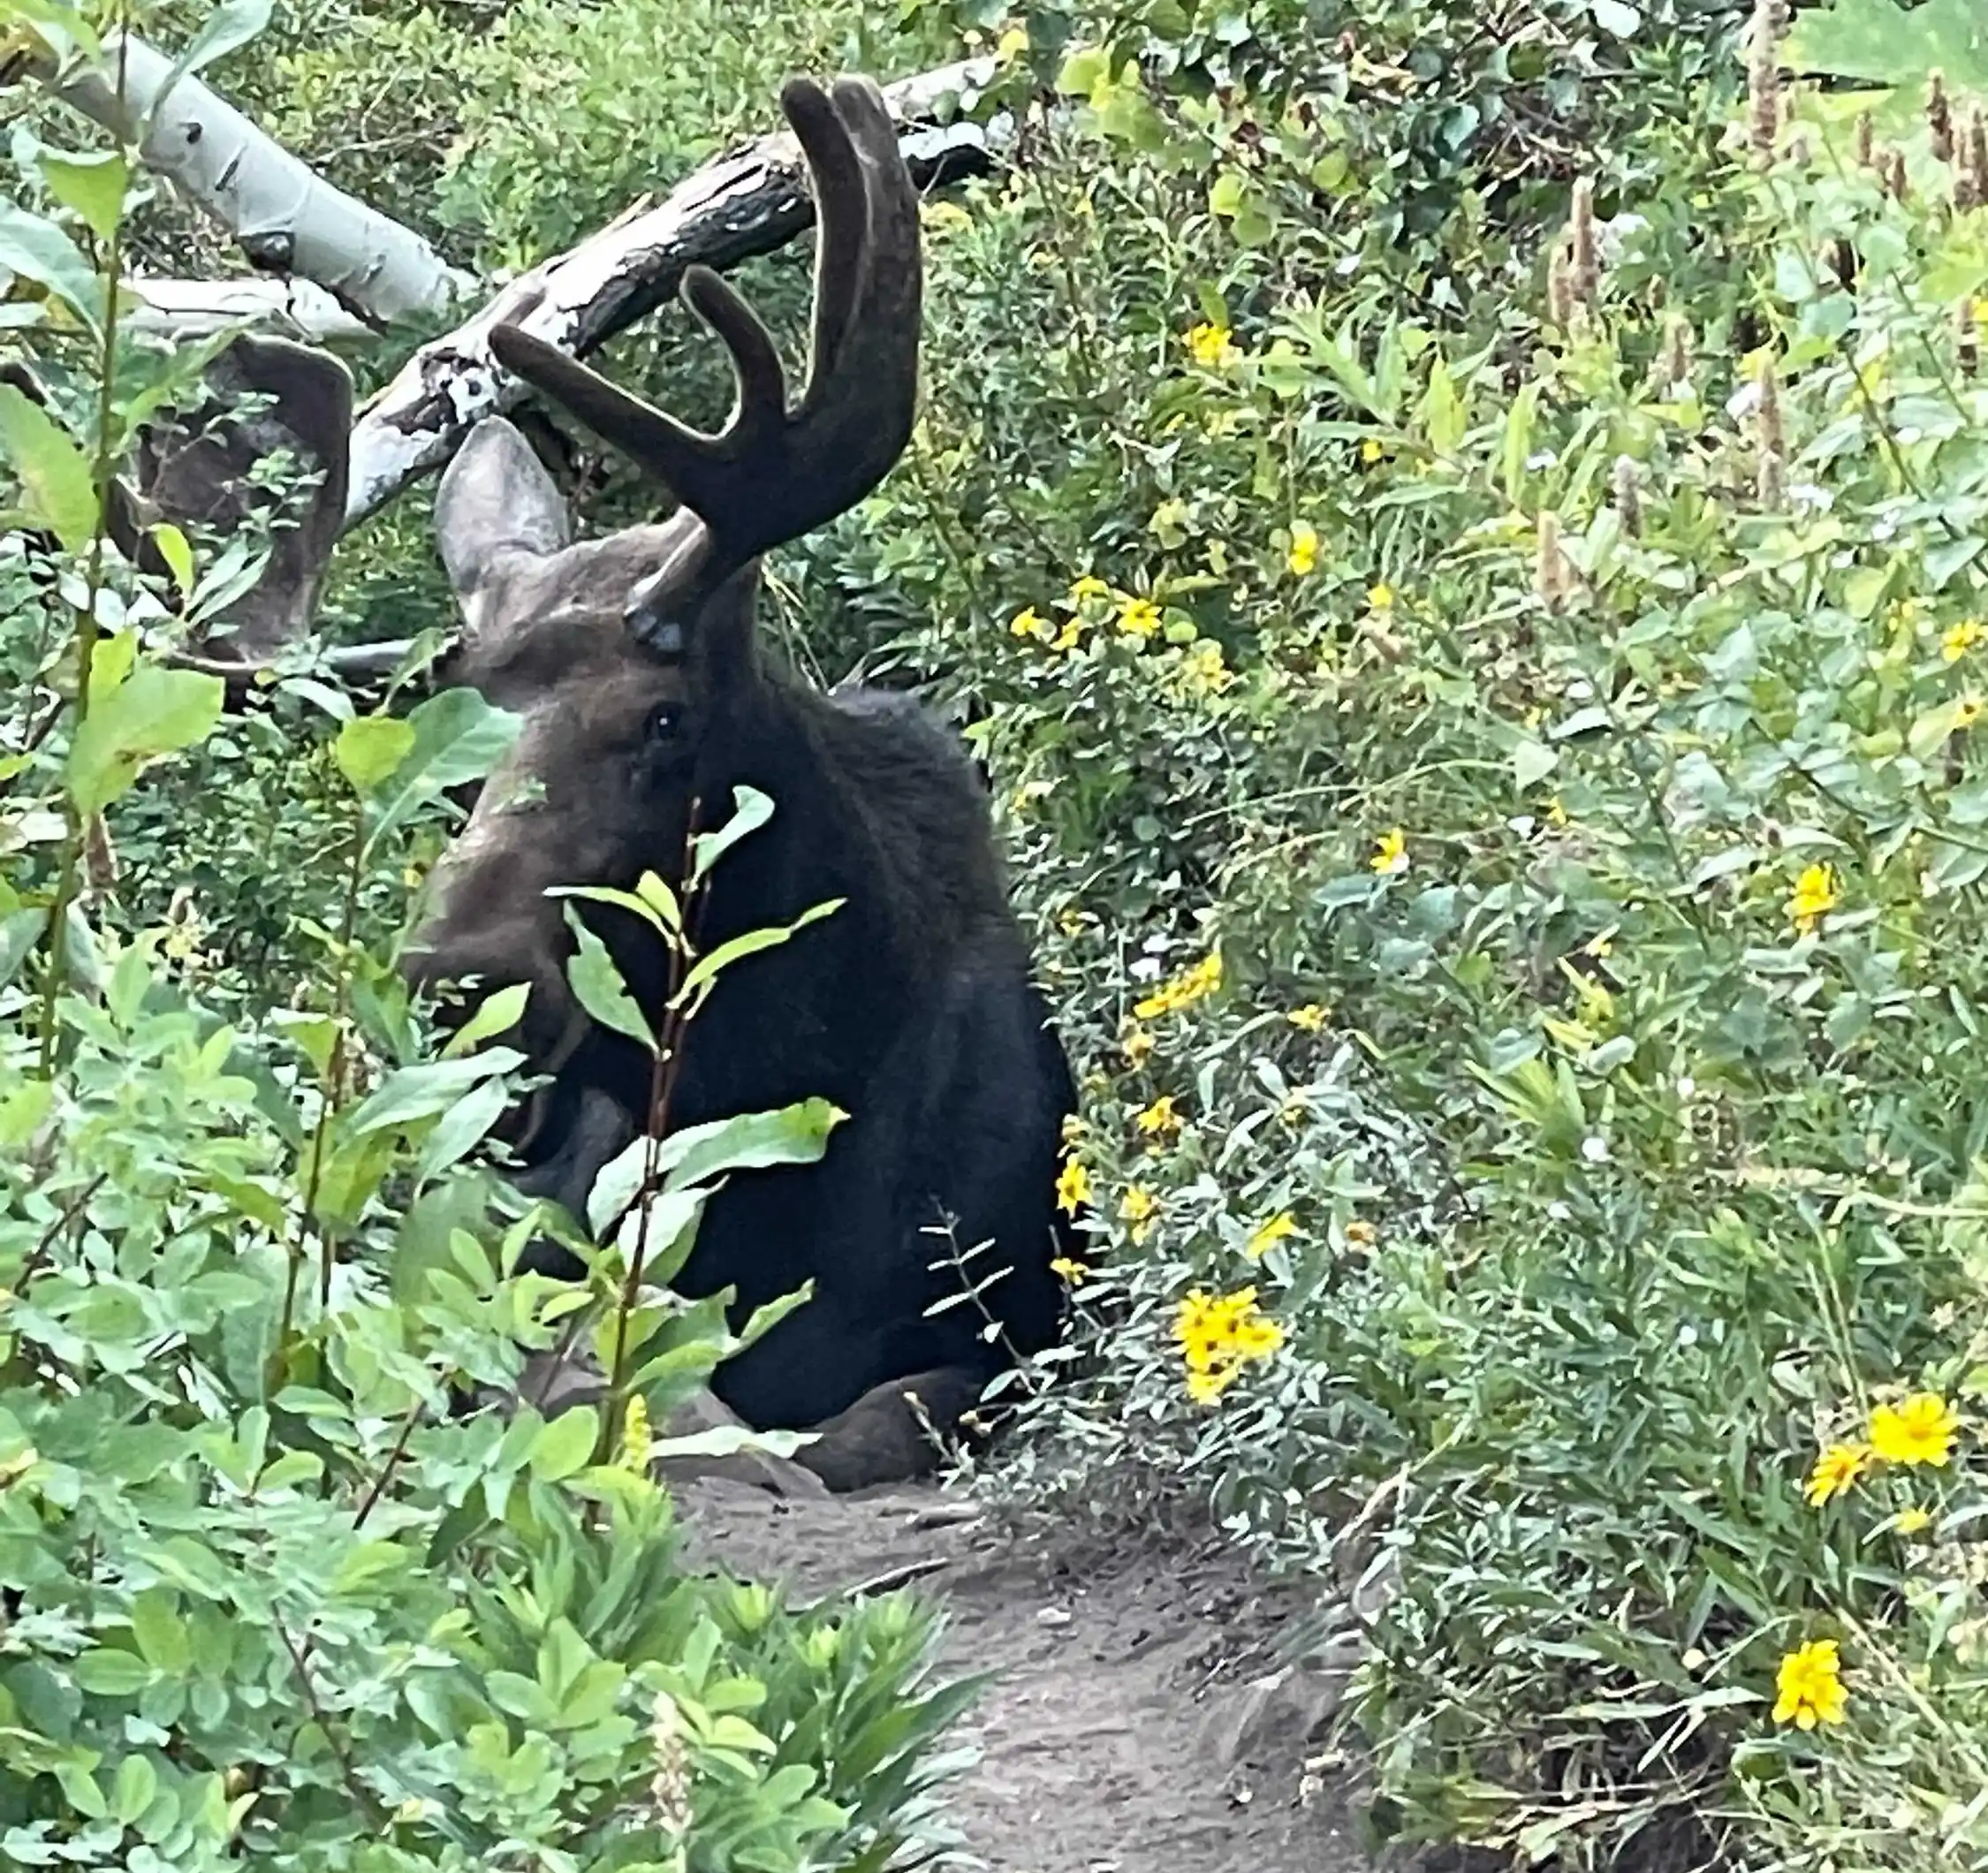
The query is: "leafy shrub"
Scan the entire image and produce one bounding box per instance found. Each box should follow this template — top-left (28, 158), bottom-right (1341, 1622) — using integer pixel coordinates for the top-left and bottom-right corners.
top-left (0, 22), bottom-right (973, 1868)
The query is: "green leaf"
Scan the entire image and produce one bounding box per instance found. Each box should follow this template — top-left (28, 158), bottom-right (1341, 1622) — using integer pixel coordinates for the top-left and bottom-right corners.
top-left (1502, 381), bottom-right (1540, 507)
top-left (1786, 0), bottom-right (1988, 92)
top-left (111, 1752), bottom-right (158, 1825)
top-left (361, 686), bottom-right (521, 861)
top-left (673, 898), bottom-right (844, 1010)
top-left (656, 1098), bottom-right (845, 1193)
top-left (0, 199), bottom-right (101, 325)
top-left (561, 906), bottom-right (656, 1051)
top-left (37, 149), bottom-right (128, 245)
top-left (688, 785), bottom-right (775, 886)
top-left (0, 383), bottom-right (96, 551)
top-left (128, 1590), bottom-right (190, 1676)
top-left (1056, 44), bottom-right (1109, 95)
top-left (148, 521), bottom-right (193, 595)
top-left (346, 1047), bottom-right (525, 1135)
top-left (73, 1649), bottom-right (153, 1696)
top-left (67, 660), bottom-right (224, 814)
top-left (333, 715), bottom-right (416, 793)
top-left (440, 981), bottom-right (531, 1058)
top-left (1590, 0), bottom-right (1641, 35)
top-left (161, 0), bottom-right (277, 98)
top-left (528, 1407), bottom-right (600, 1481)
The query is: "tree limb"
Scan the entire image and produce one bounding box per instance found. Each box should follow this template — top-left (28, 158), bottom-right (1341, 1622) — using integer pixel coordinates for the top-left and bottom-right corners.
top-left (41, 31), bottom-right (472, 326)
top-left (341, 57), bottom-right (1015, 530)
top-left (125, 276), bottom-right (373, 346)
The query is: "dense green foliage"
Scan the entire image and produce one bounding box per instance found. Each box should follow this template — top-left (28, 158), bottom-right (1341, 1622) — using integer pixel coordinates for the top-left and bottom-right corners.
top-left (13, 0), bottom-right (1988, 1868)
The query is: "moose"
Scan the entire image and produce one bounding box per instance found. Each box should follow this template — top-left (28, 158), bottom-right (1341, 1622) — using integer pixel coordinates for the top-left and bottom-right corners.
top-left (63, 74), bottom-right (1076, 1492)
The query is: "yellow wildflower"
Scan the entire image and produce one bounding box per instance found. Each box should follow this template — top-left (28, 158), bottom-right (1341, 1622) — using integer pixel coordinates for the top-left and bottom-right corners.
top-left (1958, 696), bottom-right (1984, 729)
top-left (1370, 829), bottom-right (1408, 876)
top-left (1246, 1211), bottom-right (1299, 1258)
top-left (1187, 322), bottom-right (1239, 368)
top-left (1787, 862), bottom-right (1840, 935)
top-left (1051, 1255), bottom-right (1089, 1285)
top-left (1120, 1186), bottom-right (1158, 1244)
top-left (1896, 1505), bottom-right (1932, 1536)
top-left (1546, 796), bottom-right (1570, 827)
top-left (1869, 1392), bottom-right (1960, 1467)
top-left (1174, 1285), bottom-right (1286, 1405)
top-left (1134, 952), bottom-right (1223, 1020)
top-left (1943, 619), bottom-right (1984, 663)
top-left (1286, 522), bottom-right (1320, 578)
top-left (618, 1394), bottom-right (651, 1475)
top-left (996, 22), bottom-right (1029, 60)
top-left (1803, 1442), bottom-right (1869, 1507)
top-left (1368, 582), bottom-right (1395, 610)
top-left (1010, 606), bottom-right (1053, 641)
top-left (1056, 1156), bottom-right (1092, 1215)
top-left (1121, 1024), bottom-right (1155, 1067)
top-left (1051, 615), bottom-right (1086, 652)
top-left (1772, 1639), bottom-right (1848, 1730)
top-left (1287, 1003), bottom-right (1331, 1031)
top-left (1346, 1218), bottom-right (1377, 1249)
top-left (1360, 438), bottom-right (1385, 464)
top-left (1135, 1095), bottom-right (1183, 1137)
top-left (1067, 574), bottom-right (1111, 603)
top-left (1118, 595), bottom-right (1163, 638)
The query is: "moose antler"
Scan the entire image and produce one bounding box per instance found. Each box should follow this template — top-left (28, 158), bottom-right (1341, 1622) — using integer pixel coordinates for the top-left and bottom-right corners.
top-left (484, 74), bottom-right (921, 606)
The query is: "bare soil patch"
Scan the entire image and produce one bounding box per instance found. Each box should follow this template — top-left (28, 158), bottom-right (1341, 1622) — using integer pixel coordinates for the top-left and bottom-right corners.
top-left (672, 1475), bottom-right (1378, 1872)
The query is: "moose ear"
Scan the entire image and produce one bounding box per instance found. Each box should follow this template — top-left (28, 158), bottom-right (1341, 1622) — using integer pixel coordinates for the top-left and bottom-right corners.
top-left (435, 417), bottom-right (572, 626)
top-left (135, 334), bottom-right (354, 665)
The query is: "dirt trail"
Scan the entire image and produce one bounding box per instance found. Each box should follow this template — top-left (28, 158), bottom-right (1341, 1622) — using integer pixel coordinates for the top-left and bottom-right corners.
top-left (674, 1475), bottom-right (1377, 1872)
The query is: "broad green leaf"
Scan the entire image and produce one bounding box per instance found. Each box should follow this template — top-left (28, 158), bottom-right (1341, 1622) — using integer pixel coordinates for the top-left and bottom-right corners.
top-left (440, 981), bottom-right (531, 1058)
top-left (111, 1753), bottom-right (158, 1825)
top-left (37, 149), bottom-right (128, 244)
top-left (67, 661), bottom-right (224, 814)
top-left (0, 383), bottom-right (96, 551)
top-left (345, 1047), bottom-right (524, 1135)
top-left (528, 1407), bottom-right (600, 1481)
top-left (688, 785), bottom-right (775, 886)
top-left (561, 906), bottom-right (656, 1051)
top-left (415, 1073), bottom-right (512, 1181)
top-left (333, 715), bottom-right (415, 793)
top-left (361, 687), bottom-right (521, 861)
top-left (655, 1098), bottom-right (845, 1193)
top-left (0, 199), bottom-right (101, 325)
top-left (73, 1648), bottom-right (153, 1696)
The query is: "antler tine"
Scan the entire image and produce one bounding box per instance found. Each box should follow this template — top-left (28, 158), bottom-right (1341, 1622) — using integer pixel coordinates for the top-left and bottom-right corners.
top-left (488, 72), bottom-right (920, 583)
top-left (799, 75), bottom-right (921, 430)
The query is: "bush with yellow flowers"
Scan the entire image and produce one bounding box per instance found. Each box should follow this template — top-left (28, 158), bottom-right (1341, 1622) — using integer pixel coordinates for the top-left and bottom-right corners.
top-left (784, 1), bottom-right (1988, 1867)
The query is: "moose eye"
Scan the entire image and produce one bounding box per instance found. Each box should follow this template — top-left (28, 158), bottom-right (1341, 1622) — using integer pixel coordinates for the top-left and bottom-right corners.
top-left (647, 702), bottom-right (684, 745)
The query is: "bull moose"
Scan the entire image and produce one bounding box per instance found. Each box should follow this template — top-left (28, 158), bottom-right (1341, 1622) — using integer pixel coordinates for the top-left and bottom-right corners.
top-left (80, 74), bottom-right (1076, 1490)
top-left (404, 74), bottom-right (1076, 1487)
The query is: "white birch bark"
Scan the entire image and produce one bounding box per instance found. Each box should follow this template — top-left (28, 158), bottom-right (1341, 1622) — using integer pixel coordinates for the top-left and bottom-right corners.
top-left (341, 57), bottom-right (1013, 529)
top-left (125, 276), bottom-right (372, 345)
top-left (50, 32), bottom-right (472, 325)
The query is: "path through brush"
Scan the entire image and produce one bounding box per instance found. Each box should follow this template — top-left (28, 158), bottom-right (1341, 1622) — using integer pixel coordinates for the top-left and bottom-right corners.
top-left (673, 1475), bottom-right (1379, 1872)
